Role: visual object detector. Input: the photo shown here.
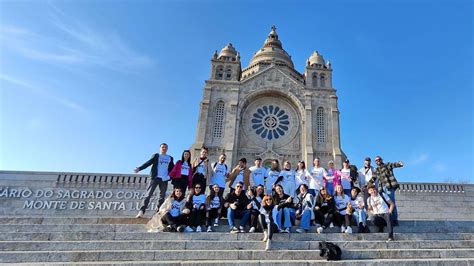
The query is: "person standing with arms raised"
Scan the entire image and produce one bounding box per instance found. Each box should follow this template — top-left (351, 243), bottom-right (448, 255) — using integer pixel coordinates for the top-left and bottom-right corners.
top-left (134, 143), bottom-right (175, 218)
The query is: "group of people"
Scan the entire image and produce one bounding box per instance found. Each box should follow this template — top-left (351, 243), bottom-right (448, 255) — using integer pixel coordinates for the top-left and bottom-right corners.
top-left (134, 143), bottom-right (404, 249)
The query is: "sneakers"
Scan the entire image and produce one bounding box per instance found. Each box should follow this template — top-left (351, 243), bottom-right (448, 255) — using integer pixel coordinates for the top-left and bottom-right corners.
top-left (387, 237), bottom-right (394, 242)
top-left (249, 227), bottom-right (256, 233)
top-left (316, 226), bottom-right (324, 234)
top-left (162, 225), bottom-right (173, 232)
top-left (176, 225), bottom-right (185, 232)
top-left (196, 226), bottom-right (202, 233)
top-left (340, 225), bottom-right (346, 233)
top-left (213, 218), bottom-right (219, 227)
top-left (283, 228), bottom-right (290, 233)
top-left (239, 226), bottom-right (245, 233)
top-left (184, 226), bottom-right (194, 233)
top-left (135, 210), bottom-right (144, 218)
top-left (230, 226), bottom-right (239, 233)
top-left (296, 228), bottom-right (306, 233)
top-left (344, 226), bottom-right (353, 234)
top-left (329, 222), bottom-right (334, 228)
top-left (206, 226), bottom-right (212, 232)
top-left (265, 239), bottom-right (272, 251)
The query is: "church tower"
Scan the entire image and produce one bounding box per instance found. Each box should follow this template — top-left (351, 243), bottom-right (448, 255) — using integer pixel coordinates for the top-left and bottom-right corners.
top-left (192, 26), bottom-right (345, 167)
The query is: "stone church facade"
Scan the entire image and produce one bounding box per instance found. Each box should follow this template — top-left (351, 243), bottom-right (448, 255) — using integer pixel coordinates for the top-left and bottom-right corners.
top-left (191, 26), bottom-right (345, 167)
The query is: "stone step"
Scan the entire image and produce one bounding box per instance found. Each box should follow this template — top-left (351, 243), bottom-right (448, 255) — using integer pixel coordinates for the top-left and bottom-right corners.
top-left (1, 249), bottom-right (473, 263)
top-left (11, 258), bottom-right (474, 266)
top-left (1, 239), bottom-right (473, 251)
top-left (0, 232), bottom-right (472, 241)
top-left (1, 222), bottom-right (472, 234)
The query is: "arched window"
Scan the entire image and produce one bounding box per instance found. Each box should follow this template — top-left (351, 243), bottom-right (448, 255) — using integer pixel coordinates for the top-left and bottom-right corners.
top-left (319, 74), bottom-right (326, 87)
top-left (317, 107), bottom-right (326, 143)
top-left (312, 73), bottom-right (318, 88)
top-left (215, 66), bottom-right (224, 80)
top-left (225, 68), bottom-right (232, 80)
top-left (213, 101), bottom-right (225, 138)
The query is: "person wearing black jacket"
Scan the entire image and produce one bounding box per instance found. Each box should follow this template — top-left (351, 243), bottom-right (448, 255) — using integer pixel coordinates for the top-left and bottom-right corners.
top-left (134, 143), bottom-right (175, 218)
top-left (247, 185), bottom-right (264, 233)
top-left (314, 186), bottom-right (336, 234)
top-left (272, 184), bottom-right (294, 233)
top-left (224, 181), bottom-right (251, 233)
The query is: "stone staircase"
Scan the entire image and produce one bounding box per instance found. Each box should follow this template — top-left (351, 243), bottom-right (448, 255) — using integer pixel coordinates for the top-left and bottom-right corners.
top-left (0, 217), bottom-right (473, 265)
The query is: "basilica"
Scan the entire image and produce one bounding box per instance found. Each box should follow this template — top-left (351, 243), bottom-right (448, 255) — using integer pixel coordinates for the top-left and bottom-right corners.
top-left (191, 26), bottom-right (345, 167)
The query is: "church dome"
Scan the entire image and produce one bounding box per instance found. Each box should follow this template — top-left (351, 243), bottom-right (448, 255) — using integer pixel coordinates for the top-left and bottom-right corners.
top-left (247, 26), bottom-right (294, 69)
top-left (218, 43), bottom-right (238, 59)
top-left (307, 51), bottom-right (325, 66)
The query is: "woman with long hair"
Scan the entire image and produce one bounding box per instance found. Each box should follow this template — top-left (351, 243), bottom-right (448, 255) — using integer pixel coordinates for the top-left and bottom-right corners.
top-left (258, 194), bottom-right (279, 250)
top-left (272, 184), bottom-right (293, 233)
top-left (147, 187), bottom-right (190, 232)
top-left (205, 184), bottom-right (224, 232)
top-left (185, 183), bottom-right (207, 232)
top-left (248, 185), bottom-right (265, 233)
top-left (169, 150), bottom-right (193, 195)
top-left (295, 184), bottom-right (314, 233)
top-left (334, 184), bottom-right (353, 234)
top-left (314, 186), bottom-right (336, 234)
top-left (324, 160), bottom-right (341, 196)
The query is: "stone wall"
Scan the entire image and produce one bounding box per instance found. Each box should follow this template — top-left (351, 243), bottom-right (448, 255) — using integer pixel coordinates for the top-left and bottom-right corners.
top-left (0, 170), bottom-right (472, 220)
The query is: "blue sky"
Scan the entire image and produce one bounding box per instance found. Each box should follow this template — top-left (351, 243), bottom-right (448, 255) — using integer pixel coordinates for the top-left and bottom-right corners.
top-left (0, 0), bottom-right (472, 183)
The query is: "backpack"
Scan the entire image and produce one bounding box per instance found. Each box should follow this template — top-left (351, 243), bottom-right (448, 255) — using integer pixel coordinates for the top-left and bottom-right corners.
top-left (212, 162), bottom-right (228, 173)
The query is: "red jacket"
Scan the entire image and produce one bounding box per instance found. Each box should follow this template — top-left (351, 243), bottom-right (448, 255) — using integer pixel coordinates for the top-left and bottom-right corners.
top-left (169, 160), bottom-right (193, 188)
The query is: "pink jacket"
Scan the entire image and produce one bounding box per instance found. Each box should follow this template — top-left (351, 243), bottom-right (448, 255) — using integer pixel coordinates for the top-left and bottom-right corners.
top-left (324, 167), bottom-right (341, 188)
top-left (169, 160), bottom-right (193, 188)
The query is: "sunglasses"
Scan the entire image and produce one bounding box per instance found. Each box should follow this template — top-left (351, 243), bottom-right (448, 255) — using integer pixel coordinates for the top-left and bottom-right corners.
top-left (195, 187), bottom-right (202, 189)
top-left (265, 199), bottom-right (272, 201)
top-left (236, 186), bottom-right (243, 188)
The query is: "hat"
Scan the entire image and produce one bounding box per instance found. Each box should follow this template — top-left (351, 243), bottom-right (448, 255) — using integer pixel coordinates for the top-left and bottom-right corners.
top-left (364, 157), bottom-right (371, 161)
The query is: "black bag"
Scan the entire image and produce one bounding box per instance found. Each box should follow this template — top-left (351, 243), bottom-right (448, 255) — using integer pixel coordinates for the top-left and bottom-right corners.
top-left (319, 241), bottom-right (342, 261)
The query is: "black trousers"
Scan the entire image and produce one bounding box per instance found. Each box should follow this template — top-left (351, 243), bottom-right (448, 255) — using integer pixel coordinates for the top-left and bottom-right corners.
top-left (333, 212), bottom-right (352, 227)
top-left (172, 175), bottom-right (189, 195)
top-left (314, 207), bottom-right (335, 228)
top-left (258, 214), bottom-right (278, 240)
top-left (161, 213), bottom-right (188, 227)
top-left (188, 208), bottom-right (206, 227)
top-left (250, 209), bottom-right (261, 230)
top-left (206, 208), bottom-right (220, 227)
top-left (373, 213), bottom-right (393, 238)
top-left (140, 177), bottom-right (168, 213)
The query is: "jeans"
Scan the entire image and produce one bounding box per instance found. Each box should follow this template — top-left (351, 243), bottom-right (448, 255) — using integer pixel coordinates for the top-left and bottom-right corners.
top-left (326, 183), bottom-right (334, 196)
top-left (227, 208), bottom-right (250, 227)
top-left (352, 209), bottom-right (368, 226)
top-left (299, 208), bottom-right (312, 230)
top-left (140, 177), bottom-right (168, 213)
top-left (382, 187), bottom-right (398, 222)
top-left (275, 208), bottom-right (292, 230)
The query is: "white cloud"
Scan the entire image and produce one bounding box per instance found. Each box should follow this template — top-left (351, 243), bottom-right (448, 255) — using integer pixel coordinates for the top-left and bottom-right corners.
top-left (0, 5), bottom-right (153, 72)
top-left (0, 74), bottom-right (87, 113)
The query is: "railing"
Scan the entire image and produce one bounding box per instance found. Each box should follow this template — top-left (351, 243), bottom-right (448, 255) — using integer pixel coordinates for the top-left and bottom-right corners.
top-left (399, 183), bottom-right (465, 193)
top-left (56, 173), bottom-right (149, 184)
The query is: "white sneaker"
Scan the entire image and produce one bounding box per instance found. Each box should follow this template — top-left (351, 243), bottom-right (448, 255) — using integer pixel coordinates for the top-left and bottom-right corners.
top-left (317, 226), bottom-right (324, 234)
top-left (329, 222), bottom-right (334, 228)
top-left (345, 226), bottom-right (352, 234)
top-left (184, 226), bottom-right (194, 233)
top-left (230, 226), bottom-right (239, 233)
top-left (296, 228), bottom-right (305, 233)
top-left (249, 227), bottom-right (256, 233)
top-left (214, 218), bottom-right (219, 226)
top-left (206, 226), bottom-right (212, 232)
top-left (283, 228), bottom-right (290, 233)
top-left (196, 226), bottom-right (202, 233)
top-left (135, 210), bottom-right (144, 218)
top-left (239, 226), bottom-right (245, 233)
top-left (341, 226), bottom-right (346, 233)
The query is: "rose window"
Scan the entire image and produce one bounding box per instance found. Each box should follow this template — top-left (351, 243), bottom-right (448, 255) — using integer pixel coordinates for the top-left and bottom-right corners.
top-left (251, 105), bottom-right (290, 140)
